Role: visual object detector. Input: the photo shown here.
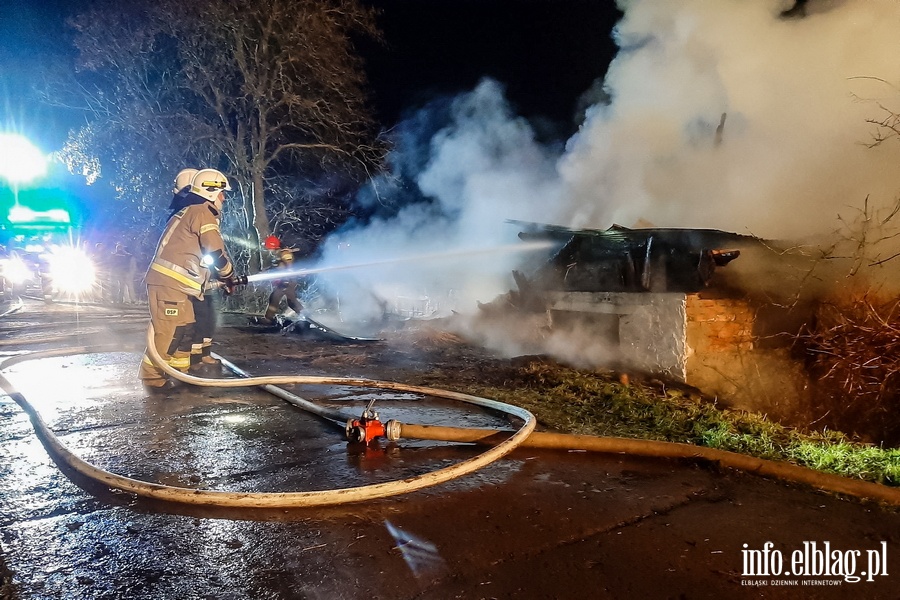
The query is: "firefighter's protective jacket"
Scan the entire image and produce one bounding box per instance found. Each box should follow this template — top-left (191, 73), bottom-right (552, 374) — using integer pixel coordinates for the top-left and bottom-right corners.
top-left (146, 195), bottom-right (234, 298)
top-left (268, 249), bottom-right (296, 287)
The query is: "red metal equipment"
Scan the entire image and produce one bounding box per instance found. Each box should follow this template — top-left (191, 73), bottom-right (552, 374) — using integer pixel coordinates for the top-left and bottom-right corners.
top-left (346, 399), bottom-right (385, 444)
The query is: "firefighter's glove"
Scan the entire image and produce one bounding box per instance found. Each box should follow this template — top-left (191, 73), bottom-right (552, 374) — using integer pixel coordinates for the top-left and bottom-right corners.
top-left (222, 274), bottom-right (248, 296)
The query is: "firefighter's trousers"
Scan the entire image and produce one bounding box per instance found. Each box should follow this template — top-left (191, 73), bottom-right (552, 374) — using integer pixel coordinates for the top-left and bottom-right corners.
top-left (139, 285), bottom-right (195, 384)
top-left (189, 294), bottom-right (217, 368)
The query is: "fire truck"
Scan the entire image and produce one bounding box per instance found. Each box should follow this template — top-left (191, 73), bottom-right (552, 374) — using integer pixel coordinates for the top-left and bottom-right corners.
top-left (0, 186), bottom-right (96, 302)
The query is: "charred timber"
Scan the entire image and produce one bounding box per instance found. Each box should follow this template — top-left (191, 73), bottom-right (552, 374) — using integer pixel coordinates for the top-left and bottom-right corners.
top-left (512, 221), bottom-right (748, 294)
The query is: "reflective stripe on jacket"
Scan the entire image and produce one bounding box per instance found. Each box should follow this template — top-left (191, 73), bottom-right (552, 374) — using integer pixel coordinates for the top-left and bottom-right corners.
top-left (145, 197), bottom-right (234, 298)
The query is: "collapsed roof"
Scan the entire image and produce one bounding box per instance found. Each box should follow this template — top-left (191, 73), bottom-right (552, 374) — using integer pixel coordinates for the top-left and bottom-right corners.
top-left (512, 221), bottom-right (749, 293)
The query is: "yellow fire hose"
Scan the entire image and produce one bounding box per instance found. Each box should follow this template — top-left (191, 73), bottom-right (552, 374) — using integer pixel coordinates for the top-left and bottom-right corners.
top-left (209, 359), bottom-right (900, 506)
top-left (0, 326), bottom-right (536, 508)
top-left (3, 323), bottom-right (900, 509)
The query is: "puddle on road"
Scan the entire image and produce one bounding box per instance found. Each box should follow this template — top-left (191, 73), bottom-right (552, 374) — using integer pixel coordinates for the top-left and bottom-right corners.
top-left (4, 353), bottom-right (140, 422)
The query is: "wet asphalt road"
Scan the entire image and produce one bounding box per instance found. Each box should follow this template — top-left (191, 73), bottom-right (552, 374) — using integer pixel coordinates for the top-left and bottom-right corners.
top-left (1, 298), bottom-right (900, 599)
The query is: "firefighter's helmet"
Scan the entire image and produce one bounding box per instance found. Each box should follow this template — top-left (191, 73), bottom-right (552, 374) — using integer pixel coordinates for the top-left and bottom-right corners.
top-left (279, 249), bottom-right (294, 263)
top-left (190, 168), bottom-right (232, 202)
top-left (264, 235), bottom-right (281, 250)
top-left (173, 168), bottom-right (198, 194)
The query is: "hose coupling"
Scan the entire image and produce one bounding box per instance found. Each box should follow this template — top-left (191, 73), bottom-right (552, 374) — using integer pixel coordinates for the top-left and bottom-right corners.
top-left (384, 419), bottom-right (401, 441)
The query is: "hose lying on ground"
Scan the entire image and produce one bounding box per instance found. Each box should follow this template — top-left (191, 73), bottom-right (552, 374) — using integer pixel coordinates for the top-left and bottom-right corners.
top-left (210, 357), bottom-right (900, 506)
top-left (386, 423), bottom-right (900, 505)
top-left (146, 325), bottom-right (900, 506)
top-left (4, 323), bottom-right (900, 508)
top-left (0, 326), bottom-right (536, 508)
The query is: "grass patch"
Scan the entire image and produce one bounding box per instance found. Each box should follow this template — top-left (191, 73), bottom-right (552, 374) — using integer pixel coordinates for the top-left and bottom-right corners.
top-left (459, 361), bottom-right (900, 487)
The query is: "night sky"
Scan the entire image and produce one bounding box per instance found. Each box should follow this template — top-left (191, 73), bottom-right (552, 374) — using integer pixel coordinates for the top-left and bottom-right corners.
top-left (361, 0), bottom-right (622, 130)
top-left (0, 0), bottom-right (622, 148)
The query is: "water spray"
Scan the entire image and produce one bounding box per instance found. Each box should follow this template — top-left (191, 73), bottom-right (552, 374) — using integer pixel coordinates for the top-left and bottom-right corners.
top-left (245, 240), bottom-right (555, 284)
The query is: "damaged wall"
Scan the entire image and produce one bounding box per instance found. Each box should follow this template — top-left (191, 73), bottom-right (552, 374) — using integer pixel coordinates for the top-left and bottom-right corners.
top-left (684, 293), bottom-right (813, 421)
top-left (546, 291), bottom-right (687, 378)
top-left (546, 290), bottom-right (812, 423)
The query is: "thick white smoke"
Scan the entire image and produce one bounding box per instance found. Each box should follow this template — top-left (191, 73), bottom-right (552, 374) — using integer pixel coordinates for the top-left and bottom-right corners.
top-left (314, 0), bottom-right (900, 333)
top-left (560, 0), bottom-right (900, 239)
top-left (313, 80), bottom-right (561, 322)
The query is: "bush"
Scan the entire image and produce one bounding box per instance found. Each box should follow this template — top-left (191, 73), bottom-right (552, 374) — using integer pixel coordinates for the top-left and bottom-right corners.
top-left (798, 297), bottom-right (900, 444)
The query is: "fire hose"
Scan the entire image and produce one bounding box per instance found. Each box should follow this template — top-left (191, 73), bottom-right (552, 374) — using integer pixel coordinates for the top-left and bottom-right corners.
top-left (3, 323), bottom-right (900, 508)
top-left (0, 324), bottom-right (536, 508)
top-left (213, 354), bottom-right (900, 506)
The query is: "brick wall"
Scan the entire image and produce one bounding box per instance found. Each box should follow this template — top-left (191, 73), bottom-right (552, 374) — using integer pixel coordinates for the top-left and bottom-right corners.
top-left (685, 293), bottom-right (810, 418)
top-left (545, 289), bottom-right (811, 421)
top-left (685, 295), bottom-right (755, 354)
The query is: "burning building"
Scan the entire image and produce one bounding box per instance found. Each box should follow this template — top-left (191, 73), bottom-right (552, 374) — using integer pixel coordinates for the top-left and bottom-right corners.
top-left (488, 221), bottom-right (807, 414)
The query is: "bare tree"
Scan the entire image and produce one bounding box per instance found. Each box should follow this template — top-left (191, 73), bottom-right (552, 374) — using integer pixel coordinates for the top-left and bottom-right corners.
top-left (63, 0), bottom-right (383, 268)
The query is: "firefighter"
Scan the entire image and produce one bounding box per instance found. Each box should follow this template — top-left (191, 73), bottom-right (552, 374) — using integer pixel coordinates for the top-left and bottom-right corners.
top-left (139, 168), bottom-right (240, 393)
top-left (252, 235), bottom-right (304, 326)
top-left (168, 168), bottom-right (224, 375)
top-left (190, 268), bottom-right (223, 375)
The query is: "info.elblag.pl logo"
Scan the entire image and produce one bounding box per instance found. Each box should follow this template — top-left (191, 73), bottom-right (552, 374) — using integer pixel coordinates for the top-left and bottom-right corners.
top-left (740, 541), bottom-right (889, 587)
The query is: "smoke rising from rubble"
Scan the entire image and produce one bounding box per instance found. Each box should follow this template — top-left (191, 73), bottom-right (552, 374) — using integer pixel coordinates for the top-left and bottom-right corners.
top-left (314, 0), bottom-right (900, 356)
top-left (314, 81), bottom-right (561, 322)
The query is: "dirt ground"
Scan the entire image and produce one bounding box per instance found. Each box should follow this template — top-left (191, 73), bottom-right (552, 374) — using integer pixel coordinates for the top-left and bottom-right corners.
top-left (218, 314), bottom-right (524, 387)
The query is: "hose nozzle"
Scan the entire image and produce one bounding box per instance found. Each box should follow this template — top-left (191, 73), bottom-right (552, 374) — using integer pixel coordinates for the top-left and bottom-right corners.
top-left (210, 274), bottom-right (248, 294)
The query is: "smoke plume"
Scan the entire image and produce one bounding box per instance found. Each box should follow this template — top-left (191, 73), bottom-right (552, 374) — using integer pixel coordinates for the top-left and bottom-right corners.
top-left (313, 0), bottom-right (900, 345)
top-left (560, 0), bottom-right (900, 239)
